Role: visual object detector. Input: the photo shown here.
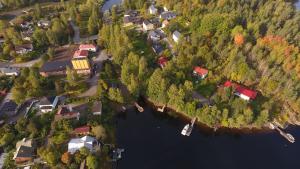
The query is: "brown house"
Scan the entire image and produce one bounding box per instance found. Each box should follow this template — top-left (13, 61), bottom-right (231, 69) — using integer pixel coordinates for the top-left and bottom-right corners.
top-left (13, 138), bottom-right (35, 164)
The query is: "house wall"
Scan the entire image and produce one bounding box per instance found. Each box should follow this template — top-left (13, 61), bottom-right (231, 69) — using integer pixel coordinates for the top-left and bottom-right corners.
top-left (15, 157), bottom-right (32, 164)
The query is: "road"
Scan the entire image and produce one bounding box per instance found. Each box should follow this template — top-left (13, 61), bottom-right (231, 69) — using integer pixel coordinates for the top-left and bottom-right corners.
top-left (78, 50), bottom-right (111, 98)
top-left (0, 1), bottom-right (61, 21)
top-left (70, 21), bottom-right (98, 44)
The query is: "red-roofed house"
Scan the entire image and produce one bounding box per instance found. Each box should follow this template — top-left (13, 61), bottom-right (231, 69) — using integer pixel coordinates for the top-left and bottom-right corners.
top-left (73, 50), bottom-right (89, 58)
top-left (158, 57), bottom-right (168, 68)
top-left (223, 81), bottom-right (257, 101)
top-left (79, 44), bottom-right (97, 52)
top-left (74, 126), bottom-right (91, 135)
top-left (193, 66), bottom-right (208, 79)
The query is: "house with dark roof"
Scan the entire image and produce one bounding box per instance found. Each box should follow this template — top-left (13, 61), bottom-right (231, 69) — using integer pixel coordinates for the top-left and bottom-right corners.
top-left (193, 66), bottom-right (208, 79)
top-left (13, 138), bottom-right (35, 164)
top-left (39, 96), bottom-right (59, 113)
top-left (160, 11), bottom-right (176, 20)
top-left (0, 100), bottom-right (19, 117)
top-left (148, 30), bottom-right (161, 42)
top-left (143, 20), bottom-right (154, 31)
top-left (15, 43), bottom-right (33, 54)
top-left (39, 60), bottom-right (72, 77)
top-left (223, 81), bottom-right (257, 101)
top-left (152, 43), bottom-right (164, 55)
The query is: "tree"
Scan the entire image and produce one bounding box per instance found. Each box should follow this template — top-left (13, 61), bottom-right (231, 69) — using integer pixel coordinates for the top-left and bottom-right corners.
top-left (108, 88), bottom-right (124, 103)
top-left (61, 152), bottom-right (71, 164)
top-left (34, 3), bottom-right (42, 19)
top-left (0, 133), bottom-right (14, 146)
top-left (92, 125), bottom-right (107, 140)
top-left (86, 154), bottom-right (99, 169)
top-left (88, 7), bottom-right (99, 35)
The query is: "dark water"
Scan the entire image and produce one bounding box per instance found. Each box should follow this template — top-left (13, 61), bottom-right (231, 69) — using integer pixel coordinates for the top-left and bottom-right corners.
top-left (116, 105), bottom-right (300, 169)
top-left (101, 0), bottom-right (122, 12)
top-left (297, 0), bottom-right (300, 10)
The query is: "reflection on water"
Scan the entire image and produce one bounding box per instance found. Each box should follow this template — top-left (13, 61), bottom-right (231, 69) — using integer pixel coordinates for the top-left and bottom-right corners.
top-left (116, 105), bottom-right (300, 169)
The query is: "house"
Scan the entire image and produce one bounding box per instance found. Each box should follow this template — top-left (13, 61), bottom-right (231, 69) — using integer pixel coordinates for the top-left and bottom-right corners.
top-left (74, 126), bottom-right (91, 135)
top-left (223, 81), bottom-right (257, 101)
top-left (0, 100), bottom-right (19, 117)
top-left (92, 101), bottom-right (102, 115)
top-left (160, 11), bottom-right (176, 20)
top-left (15, 44), bottom-right (33, 54)
top-left (20, 22), bottom-right (33, 29)
top-left (123, 16), bottom-right (134, 27)
top-left (124, 10), bottom-right (139, 17)
top-left (149, 5), bottom-right (158, 15)
top-left (37, 20), bottom-right (51, 28)
top-left (68, 136), bottom-right (98, 154)
top-left (152, 43), bottom-right (164, 55)
top-left (72, 50), bottom-right (91, 74)
top-left (40, 60), bottom-right (72, 77)
top-left (55, 106), bottom-right (79, 120)
top-left (148, 30), bottom-right (161, 42)
top-left (73, 50), bottom-right (89, 58)
top-left (172, 31), bottom-right (181, 43)
top-left (158, 56), bottom-right (168, 68)
top-left (163, 6), bottom-right (168, 12)
top-left (13, 138), bottom-right (35, 164)
top-left (21, 30), bottom-right (33, 41)
top-left (39, 96), bottom-right (59, 113)
top-left (193, 66), bottom-right (208, 79)
top-left (162, 20), bottom-right (169, 28)
top-left (143, 20), bottom-right (154, 31)
top-left (0, 67), bottom-right (20, 76)
top-left (79, 44), bottom-right (97, 52)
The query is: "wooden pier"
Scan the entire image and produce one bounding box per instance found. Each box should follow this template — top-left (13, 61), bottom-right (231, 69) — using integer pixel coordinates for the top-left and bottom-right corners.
top-left (270, 122), bottom-right (295, 143)
top-left (134, 102), bottom-right (144, 112)
top-left (157, 105), bottom-right (166, 112)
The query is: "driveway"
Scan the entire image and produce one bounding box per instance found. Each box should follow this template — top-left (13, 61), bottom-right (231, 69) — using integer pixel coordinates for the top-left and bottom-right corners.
top-left (192, 91), bottom-right (211, 105)
top-left (70, 21), bottom-right (98, 44)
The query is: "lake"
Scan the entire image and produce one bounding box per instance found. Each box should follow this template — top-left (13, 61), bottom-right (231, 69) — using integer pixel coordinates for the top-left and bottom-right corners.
top-left (297, 0), bottom-right (300, 10)
top-left (116, 105), bottom-right (300, 169)
top-left (101, 0), bottom-right (123, 12)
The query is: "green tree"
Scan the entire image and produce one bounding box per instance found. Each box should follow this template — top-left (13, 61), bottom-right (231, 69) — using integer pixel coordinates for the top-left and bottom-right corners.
top-left (86, 154), bottom-right (99, 169)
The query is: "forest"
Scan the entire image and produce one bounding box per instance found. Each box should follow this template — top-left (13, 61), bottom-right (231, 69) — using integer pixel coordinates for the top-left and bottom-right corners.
top-left (100, 0), bottom-right (300, 128)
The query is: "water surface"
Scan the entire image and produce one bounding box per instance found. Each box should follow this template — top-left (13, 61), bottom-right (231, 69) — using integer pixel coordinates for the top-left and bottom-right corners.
top-left (116, 106), bottom-right (300, 169)
top-left (101, 0), bottom-right (122, 12)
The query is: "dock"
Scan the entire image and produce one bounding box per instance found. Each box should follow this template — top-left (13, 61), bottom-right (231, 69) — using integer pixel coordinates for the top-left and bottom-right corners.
top-left (157, 105), bottom-right (166, 112)
top-left (134, 102), bottom-right (144, 112)
top-left (270, 122), bottom-right (295, 143)
top-left (181, 117), bottom-right (197, 136)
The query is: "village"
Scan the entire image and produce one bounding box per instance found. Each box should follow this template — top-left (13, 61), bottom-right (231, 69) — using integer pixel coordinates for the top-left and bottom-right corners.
top-left (1, 0), bottom-right (299, 169)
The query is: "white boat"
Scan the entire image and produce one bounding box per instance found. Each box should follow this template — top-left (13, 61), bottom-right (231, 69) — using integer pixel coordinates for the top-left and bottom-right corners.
top-left (286, 133), bottom-right (295, 143)
top-left (181, 124), bottom-right (190, 136)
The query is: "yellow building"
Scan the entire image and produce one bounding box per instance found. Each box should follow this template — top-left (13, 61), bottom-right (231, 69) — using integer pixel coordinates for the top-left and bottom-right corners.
top-left (71, 58), bottom-right (91, 74)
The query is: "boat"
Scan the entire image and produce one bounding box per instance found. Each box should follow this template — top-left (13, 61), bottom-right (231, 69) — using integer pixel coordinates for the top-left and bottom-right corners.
top-left (181, 124), bottom-right (190, 136)
top-left (181, 117), bottom-right (197, 136)
top-left (286, 133), bottom-right (295, 143)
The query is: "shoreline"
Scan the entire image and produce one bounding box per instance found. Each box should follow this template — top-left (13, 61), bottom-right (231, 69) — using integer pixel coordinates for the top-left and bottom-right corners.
top-left (138, 97), bottom-right (292, 134)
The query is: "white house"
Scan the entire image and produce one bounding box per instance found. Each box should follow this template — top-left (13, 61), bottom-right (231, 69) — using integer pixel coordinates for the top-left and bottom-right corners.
top-left (160, 11), bottom-right (176, 20)
top-left (79, 44), bottom-right (98, 52)
top-left (163, 6), bottom-right (168, 12)
top-left (172, 31), bottom-right (181, 43)
top-left (0, 67), bottom-right (20, 76)
top-left (143, 20), bottom-right (154, 31)
top-left (68, 136), bottom-right (98, 154)
top-left (39, 96), bottom-right (59, 113)
top-left (92, 101), bottom-right (102, 115)
top-left (15, 44), bottom-right (33, 54)
top-left (149, 5), bottom-right (158, 15)
top-left (37, 20), bottom-right (51, 28)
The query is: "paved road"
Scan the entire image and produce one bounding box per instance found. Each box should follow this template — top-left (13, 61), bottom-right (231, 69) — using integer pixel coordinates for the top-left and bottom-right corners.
top-left (70, 21), bottom-right (98, 44)
top-left (78, 50), bottom-right (111, 98)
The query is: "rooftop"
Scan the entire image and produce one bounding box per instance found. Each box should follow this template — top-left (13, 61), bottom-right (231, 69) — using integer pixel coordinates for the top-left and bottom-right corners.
top-left (40, 60), bottom-right (72, 73)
